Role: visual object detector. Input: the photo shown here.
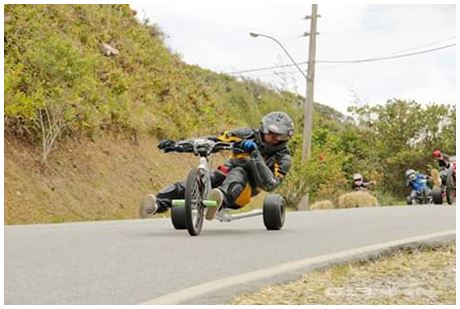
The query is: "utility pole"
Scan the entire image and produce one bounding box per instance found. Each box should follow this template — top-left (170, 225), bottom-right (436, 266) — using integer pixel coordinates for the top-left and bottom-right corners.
top-left (301, 4), bottom-right (319, 162)
top-left (298, 4), bottom-right (319, 211)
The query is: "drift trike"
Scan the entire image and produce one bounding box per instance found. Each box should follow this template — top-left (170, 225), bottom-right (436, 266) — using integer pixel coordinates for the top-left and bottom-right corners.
top-left (165, 138), bottom-right (285, 236)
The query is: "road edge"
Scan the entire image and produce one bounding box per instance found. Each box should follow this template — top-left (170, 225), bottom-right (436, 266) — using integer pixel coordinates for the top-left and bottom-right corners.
top-left (140, 230), bottom-right (456, 305)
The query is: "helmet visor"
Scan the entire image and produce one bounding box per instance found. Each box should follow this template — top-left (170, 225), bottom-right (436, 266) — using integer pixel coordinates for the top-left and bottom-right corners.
top-left (267, 131), bottom-right (290, 141)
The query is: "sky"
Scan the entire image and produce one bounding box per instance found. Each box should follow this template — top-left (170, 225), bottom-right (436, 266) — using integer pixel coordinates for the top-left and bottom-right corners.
top-left (130, 1), bottom-right (456, 115)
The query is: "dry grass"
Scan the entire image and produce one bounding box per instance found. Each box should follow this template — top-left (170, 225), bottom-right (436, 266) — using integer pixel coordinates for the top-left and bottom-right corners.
top-left (338, 191), bottom-right (379, 209)
top-left (230, 244), bottom-right (456, 305)
top-left (309, 200), bottom-right (335, 210)
top-left (4, 135), bottom-right (204, 224)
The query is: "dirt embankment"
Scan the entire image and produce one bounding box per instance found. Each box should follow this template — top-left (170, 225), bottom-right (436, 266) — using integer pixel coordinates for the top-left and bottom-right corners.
top-left (4, 135), bottom-right (206, 225)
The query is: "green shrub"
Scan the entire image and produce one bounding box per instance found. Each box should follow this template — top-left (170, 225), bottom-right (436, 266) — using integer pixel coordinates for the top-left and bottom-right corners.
top-left (277, 135), bottom-right (349, 209)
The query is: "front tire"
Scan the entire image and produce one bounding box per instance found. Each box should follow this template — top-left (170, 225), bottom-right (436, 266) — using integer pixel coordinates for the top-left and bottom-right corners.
top-left (263, 194), bottom-right (285, 230)
top-left (185, 168), bottom-right (205, 236)
top-left (171, 205), bottom-right (186, 230)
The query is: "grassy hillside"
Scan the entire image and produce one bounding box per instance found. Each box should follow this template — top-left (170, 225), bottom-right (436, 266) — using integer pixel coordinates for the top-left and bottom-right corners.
top-left (4, 4), bottom-right (301, 145)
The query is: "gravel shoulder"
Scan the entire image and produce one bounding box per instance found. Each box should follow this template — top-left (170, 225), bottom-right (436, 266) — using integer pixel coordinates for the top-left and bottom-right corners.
top-left (230, 244), bottom-right (456, 305)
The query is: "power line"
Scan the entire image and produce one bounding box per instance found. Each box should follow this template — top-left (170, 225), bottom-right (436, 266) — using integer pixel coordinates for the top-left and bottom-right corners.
top-left (240, 35), bottom-right (454, 76)
top-left (235, 68), bottom-right (306, 78)
top-left (378, 35), bottom-right (455, 57)
top-left (316, 43), bottom-right (455, 63)
top-left (227, 42), bottom-right (455, 75)
top-left (234, 38), bottom-right (457, 77)
top-left (227, 62), bottom-right (307, 75)
top-left (322, 5), bottom-right (453, 36)
top-left (366, 5), bottom-right (453, 31)
top-left (315, 36), bottom-right (455, 72)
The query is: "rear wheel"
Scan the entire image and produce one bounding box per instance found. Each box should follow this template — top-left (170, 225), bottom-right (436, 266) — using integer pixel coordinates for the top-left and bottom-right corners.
top-left (431, 187), bottom-right (443, 205)
top-left (185, 168), bottom-right (205, 236)
top-left (171, 205), bottom-right (186, 229)
top-left (263, 194), bottom-right (285, 230)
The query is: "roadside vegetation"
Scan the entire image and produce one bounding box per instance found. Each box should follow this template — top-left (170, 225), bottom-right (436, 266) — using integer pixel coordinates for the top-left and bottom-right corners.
top-left (4, 4), bottom-right (456, 224)
top-left (230, 244), bottom-right (456, 305)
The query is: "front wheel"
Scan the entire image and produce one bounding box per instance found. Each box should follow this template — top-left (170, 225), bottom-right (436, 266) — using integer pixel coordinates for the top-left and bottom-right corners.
top-left (185, 168), bottom-right (205, 236)
top-left (263, 194), bottom-right (285, 230)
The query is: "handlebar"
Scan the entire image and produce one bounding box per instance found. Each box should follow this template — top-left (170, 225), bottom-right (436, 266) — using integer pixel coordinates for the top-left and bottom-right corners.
top-left (173, 139), bottom-right (235, 156)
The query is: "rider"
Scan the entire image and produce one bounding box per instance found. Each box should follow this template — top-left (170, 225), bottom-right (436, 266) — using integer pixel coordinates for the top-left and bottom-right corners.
top-left (139, 111), bottom-right (294, 220)
top-left (405, 169), bottom-right (431, 201)
top-left (432, 149), bottom-right (451, 170)
top-left (351, 173), bottom-right (371, 191)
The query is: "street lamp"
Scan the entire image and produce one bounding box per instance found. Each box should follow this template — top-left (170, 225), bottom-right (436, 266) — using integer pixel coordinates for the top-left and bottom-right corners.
top-left (249, 31), bottom-right (311, 211)
top-left (249, 32), bottom-right (307, 80)
top-left (249, 5), bottom-right (318, 163)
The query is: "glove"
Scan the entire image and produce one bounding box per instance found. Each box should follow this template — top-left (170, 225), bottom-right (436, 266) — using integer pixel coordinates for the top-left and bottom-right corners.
top-left (239, 139), bottom-right (257, 152)
top-left (158, 139), bottom-right (176, 152)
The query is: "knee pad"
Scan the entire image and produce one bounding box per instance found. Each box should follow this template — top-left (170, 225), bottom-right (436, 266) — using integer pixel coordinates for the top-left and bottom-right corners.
top-left (228, 183), bottom-right (244, 202)
top-left (226, 183), bottom-right (252, 208)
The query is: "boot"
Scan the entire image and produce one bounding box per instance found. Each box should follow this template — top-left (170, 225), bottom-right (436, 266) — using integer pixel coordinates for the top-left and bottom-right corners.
top-left (206, 188), bottom-right (224, 220)
top-left (139, 194), bottom-right (158, 218)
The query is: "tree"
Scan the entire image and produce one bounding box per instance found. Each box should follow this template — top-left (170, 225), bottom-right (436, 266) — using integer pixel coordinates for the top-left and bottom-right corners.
top-left (348, 99), bottom-right (456, 197)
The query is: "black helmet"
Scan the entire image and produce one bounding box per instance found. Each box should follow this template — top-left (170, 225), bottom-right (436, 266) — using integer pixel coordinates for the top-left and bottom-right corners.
top-left (260, 111), bottom-right (294, 141)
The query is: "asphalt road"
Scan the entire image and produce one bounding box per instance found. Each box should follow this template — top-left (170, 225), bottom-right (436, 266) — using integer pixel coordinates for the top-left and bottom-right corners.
top-left (4, 205), bottom-right (456, 304)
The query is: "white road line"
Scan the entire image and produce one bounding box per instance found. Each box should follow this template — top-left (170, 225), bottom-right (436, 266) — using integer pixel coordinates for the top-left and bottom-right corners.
top-left (140, 230), bottom-right (456, 305)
